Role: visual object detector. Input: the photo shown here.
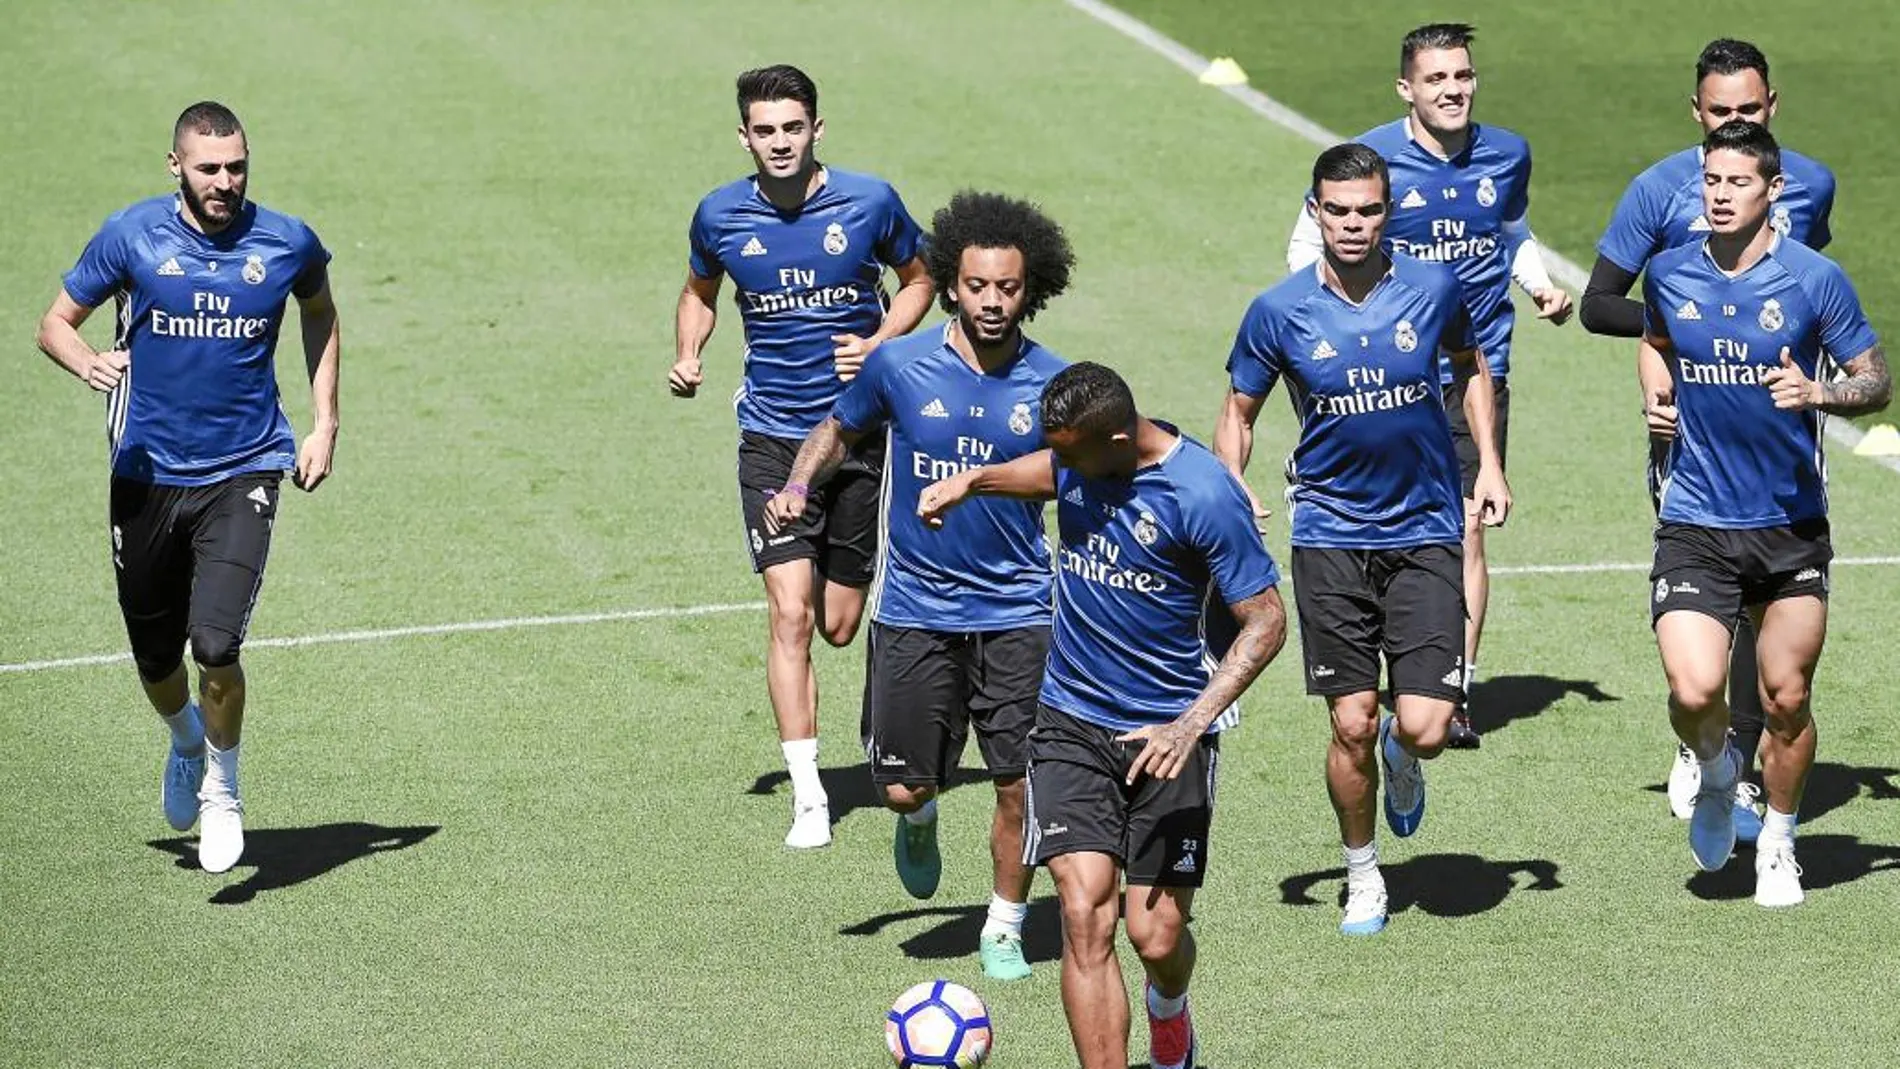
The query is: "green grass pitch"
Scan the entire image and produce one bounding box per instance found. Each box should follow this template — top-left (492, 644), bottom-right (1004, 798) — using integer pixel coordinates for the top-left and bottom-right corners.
top-left (2, 2), bottom-right (1897, 1066)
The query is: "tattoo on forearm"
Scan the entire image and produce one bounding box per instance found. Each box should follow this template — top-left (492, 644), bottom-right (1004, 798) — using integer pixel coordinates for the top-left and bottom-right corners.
top-left (1821, 346), bottom-right (1892, 416)
top-left (1183, 595), bottom-right (1286, 728)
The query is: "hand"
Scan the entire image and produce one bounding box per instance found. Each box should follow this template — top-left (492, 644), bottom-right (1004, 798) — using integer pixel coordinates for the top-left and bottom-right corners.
top-left (82, 348), bottom-right (129, 392)
top-left (1532, 287), bottom-right (1574, 326)
top-left (1472, 465), bottom-right (1511, 528)
top-left (1762, 347), bottom-right (1823, 411)
top-left (294, 427), bottom-right (336, 491)
top-left (668, 356), bottom-right (703, 398)
top-left (1239, 479), bottom-right (1273, 533)
top-left (1643, 383), bottom-right (1678, 440)
top-left (763, 486), bottom-right (808, 535)
top-left (832, 334), bottom-right (875, 383)
top-left (917, 474), bottom-right (972, 528)
top-left (1115, 718), bottom-right (1203, 784)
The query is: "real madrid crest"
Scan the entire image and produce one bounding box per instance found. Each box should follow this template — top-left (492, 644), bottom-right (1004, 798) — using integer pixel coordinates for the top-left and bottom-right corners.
top-left (1476, 176), bottom-right (1497, 207)
top-left (823, 222), bottom-right (848, 255)
top-left (242, 254), bottom-right (267, 285)
top-left (1759, 298), bottom-right (1784, 332)
top-left (1771, 205), bottom-right (1791, 235)
top-left (1133, 511), bottom-right (1159, 546)
top-left (1007, 402), bottom-right (1033, 436)
top-left (1394, 319), bottom-right (1418, 353)
top-left (1654, 578), bottom-right (1669, 604)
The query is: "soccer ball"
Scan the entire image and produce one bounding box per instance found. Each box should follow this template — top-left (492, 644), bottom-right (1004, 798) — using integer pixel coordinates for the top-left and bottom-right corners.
top-left (885, 979), bottom-right (992, 1067)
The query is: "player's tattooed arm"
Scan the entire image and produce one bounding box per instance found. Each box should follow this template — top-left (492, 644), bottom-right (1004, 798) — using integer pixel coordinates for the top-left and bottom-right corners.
top-left (917, 449), bottom-right (1057, 527)
top-left (1120, 587), bottom-right (1288, 783)
top-left (1818, 346), bottom-right (1892, 416)
top-left (764, 417), bottom-right (863, 534)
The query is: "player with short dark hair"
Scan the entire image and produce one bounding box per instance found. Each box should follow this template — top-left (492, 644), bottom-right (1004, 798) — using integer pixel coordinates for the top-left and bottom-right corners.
top-left (764, 190), bottom-right (1075, 980)
top-left (1285, 25), bottom-right (1568, 747)
top-left (672, 64), bottom-right (933, 849)
top-left (1229, 142), bottom-right (1508, 935)
top-left (35, 101), bottom-right (341, 874)
top-left (1637, 121), bottom-right (1887, 907)
top-left (918, 362), bottom-right (1287, 1069)
top-left (1581, 39), bottom-right (1840, 837)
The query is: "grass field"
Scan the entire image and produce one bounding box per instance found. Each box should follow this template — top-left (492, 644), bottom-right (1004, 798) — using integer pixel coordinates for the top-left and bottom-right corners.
top-left (3, 2), bottom-right (1899, 1066)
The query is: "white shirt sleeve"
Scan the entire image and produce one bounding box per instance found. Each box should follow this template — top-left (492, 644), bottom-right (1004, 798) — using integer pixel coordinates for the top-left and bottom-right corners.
top-left (1286, 202), bottom-right (1323, 275)
top-left (1501, 214), bottom-right (1556, 294)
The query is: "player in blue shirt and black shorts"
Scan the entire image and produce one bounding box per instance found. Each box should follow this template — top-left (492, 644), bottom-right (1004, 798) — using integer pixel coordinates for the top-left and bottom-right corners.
top-left (919, 363), bottom-right (1287, 1069)
top-left (1582, 40), bottom-right (1838, 834)
top-left (671, 66), bottom-right (932, 849)
top-left (35, 102), bottom-right (342, 875)
top-left (1637, 121), bottom-right (1887, 907)
top-left (1286, 24), bottom-right (1570, 748)
top-left (1223, 143), bottom-right (1509, 936)
top-left (764, 191), bottom-right (1075, 981)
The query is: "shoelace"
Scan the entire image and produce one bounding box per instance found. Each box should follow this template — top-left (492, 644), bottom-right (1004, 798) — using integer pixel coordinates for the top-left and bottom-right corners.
top-left (1734, 781), bottom-right (1762, 809)
top-left (1760, 842), bottom-right (1803, 876)
top-left (1344, 881), bottom-right (1387, 917)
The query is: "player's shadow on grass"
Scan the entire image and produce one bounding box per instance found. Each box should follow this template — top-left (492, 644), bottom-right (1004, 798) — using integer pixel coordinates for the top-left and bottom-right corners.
top-left (1466, 675), bottom-right (1617, 735)
top-left (1642, 761), bottom-right (1900, 824)
top-left (841, 896), bottom-right (1063, 964)
top-left (746, 761), bottom-right (992, 827)
top-left (148, 822), bottom-right (439, 905)
top-left (1686, 833), bottom-right (1900, 900)
top-left (1279, 853), bottom-right (1563, 919)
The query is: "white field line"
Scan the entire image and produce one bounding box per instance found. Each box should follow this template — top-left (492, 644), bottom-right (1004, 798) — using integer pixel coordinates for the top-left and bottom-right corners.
top-left (8, 559), bottom-right (1900, 674)
top-left (1062, 0), bottom-right (1900, 476)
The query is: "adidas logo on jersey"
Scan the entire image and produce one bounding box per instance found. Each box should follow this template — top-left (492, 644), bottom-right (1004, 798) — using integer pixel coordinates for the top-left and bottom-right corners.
top-left (1689, 215), bottom-right (1712, 232)
top-left (1311, 340), bottom-right (1338, 360)
top-left (1172, 853), bottom-right (1197, 874)
top-left (1399, 188), bottom-right (1427, 209)
top-left (157, 257), bottom-right (185, 277)
top-left (920, 398), bottom-right (949, 418)
top-left (1676, 301), bottom-right (1702, 321)
top-left (740, 236), bottom-right (768, 257)
top-left (1063, 487), bottom-right (1086, 507)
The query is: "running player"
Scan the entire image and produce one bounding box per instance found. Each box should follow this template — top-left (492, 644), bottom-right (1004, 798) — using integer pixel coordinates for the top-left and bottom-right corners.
top-left (763, 190), bottom-right (1076, 980)
top-left (1638, 121), bottom-right (1886, 906)
top-left (34, 102), bottom-right (341, 875)
top-left (918, 363), bottom-right (1287, 1069)
top-left (1285, 23), bottom-right (1569, 747)
top-left (671, 65), bottom-right (932, 848)
top-left (1581, 39), bottom-right (1838, 831)
top-left (1225, 143), bottom-right (1508, 935)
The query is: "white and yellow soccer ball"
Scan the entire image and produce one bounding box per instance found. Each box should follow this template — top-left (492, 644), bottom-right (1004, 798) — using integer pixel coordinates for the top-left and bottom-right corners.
top-left (885, 980), bottom-right (992, 1067)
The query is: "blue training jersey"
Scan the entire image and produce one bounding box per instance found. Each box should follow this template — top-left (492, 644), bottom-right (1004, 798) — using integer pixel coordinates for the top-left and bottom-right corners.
top-left (1599, 145), bottom-right (1836, 274)
top-left (1228, 256), bottom-right (1473, 549)
top-left (62, 194), bottom-right (330, 487)
top-left (1643, 236), bottom-right (1876, 529)
top-left (1039, 427), bottom-right (1282, 733)
top-left (688, 167), bottom-right (925, 439)
top-left (1359, 118), bottom-right (1532, 381)
top-left (833, 324), bottom-right (1066, 631)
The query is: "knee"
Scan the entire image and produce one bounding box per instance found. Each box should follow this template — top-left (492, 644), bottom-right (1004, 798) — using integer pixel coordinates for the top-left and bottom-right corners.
top-left (1330, 702), bottom-right (1380, 751)
top-left (768, 600), bottom-right (815, 648)
top-left (1761, 678), bottom-right (1813, 734)
top-left (189, 626), bottom-right (242, 670)
top-left (1396, 710), bottom-right (1450, 758)
top-left (1125, 913), bottom-right (1185, 966)
top-left (992, 778), bottom-right (1025, 816)
top-left (1668, 674), bottom-right (1726, 716)
top-left (818, 616), bottom-right (860, 648)
top-left (882, 783), bottom-right (936, 813)
top-left (1057, 897), bottom-right (1118, 964)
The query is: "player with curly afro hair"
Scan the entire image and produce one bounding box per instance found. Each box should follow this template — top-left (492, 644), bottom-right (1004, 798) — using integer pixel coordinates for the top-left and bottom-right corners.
top-left (925, 190), bottom-right (1075, 322)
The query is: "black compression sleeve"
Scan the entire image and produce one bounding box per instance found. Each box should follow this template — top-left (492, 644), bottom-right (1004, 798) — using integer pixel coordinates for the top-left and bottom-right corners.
top-left (1579, 255), bottom-right (1645, 338)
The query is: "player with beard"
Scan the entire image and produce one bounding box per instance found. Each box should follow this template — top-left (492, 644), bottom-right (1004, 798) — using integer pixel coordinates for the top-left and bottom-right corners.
top-left (35, 101), bottom-right (341, 874)
top-left (1286, 24), bottom-right (1569, 747)
top-left (1582, 40), bottom-right (1839, 838)
top-left (673, 65), bottom-right (932, 849)
top-left (1637, 121), bottom-right (1886, 906)
top-left (766, 190), bottom-right (1075, 980)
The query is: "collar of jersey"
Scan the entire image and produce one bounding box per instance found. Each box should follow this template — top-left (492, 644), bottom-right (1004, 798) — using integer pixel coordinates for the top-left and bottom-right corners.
top-left (940, 320), bottom-right (1031, 376)
top-left (1403, 115), bottom-right (1475, 163)
top-left (169, 195), bottom-right (255, 248)
top-left (1311, 257), bottom-right (1397, 308)
top-left (1698, 228), bottom-right (1784, 280)
top-left (749, 165), bottom-right (830, 214)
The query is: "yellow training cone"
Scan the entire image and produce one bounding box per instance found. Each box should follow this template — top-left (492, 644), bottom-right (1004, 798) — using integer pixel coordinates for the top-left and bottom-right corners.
top-left (1854, 423), bottom-right (1900, 456)
top-left (1199, 57), bottom-right (1249, 86)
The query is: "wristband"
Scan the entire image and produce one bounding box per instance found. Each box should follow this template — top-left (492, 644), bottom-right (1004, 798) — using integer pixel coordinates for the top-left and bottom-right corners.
top-left (782, 482), bottom-right (810, 497)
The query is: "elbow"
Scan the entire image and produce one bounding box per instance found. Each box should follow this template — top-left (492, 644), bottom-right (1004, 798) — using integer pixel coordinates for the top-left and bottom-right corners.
top-left (1576, 293), bottom-right (1612, 335)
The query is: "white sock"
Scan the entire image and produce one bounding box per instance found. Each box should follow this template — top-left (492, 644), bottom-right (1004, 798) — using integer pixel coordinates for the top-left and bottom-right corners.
top-left (902, 798), bottom-right (937, 826)
top-left (980, 893), bottom-right (1026, 939)
top-left (202, 739), bottom-right (240, 800)
top-left (1344, 841), bottom-right (1379, 881)
top-left (782, 739), bottom-right (824, 803)
top-left (1761, 805), bottom-right (1798, 845)
top-left (1463, 662), bottom-right (1478, 694)
top-left (161, 700), bottom-right (204, 754)
top-left (1146, 983), bottom-right (1187, 1020)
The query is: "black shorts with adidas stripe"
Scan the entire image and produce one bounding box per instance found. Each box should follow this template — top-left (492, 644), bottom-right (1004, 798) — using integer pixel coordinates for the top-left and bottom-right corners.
top-left (1022, 703), bottom-right (1217, 888)
top-left (1290, 544), bottom-right (1466, 701)
top-left (736, 430), bottom-right (883, 585)
top-left (1649, 520), bottom-right (1831, 632)
top-left (110, 472), bottom-right (282, 681)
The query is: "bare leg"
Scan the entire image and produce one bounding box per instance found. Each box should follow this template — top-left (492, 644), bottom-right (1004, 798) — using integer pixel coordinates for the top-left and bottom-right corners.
top-left (1048, 851), bottom-right (1127, 1069)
